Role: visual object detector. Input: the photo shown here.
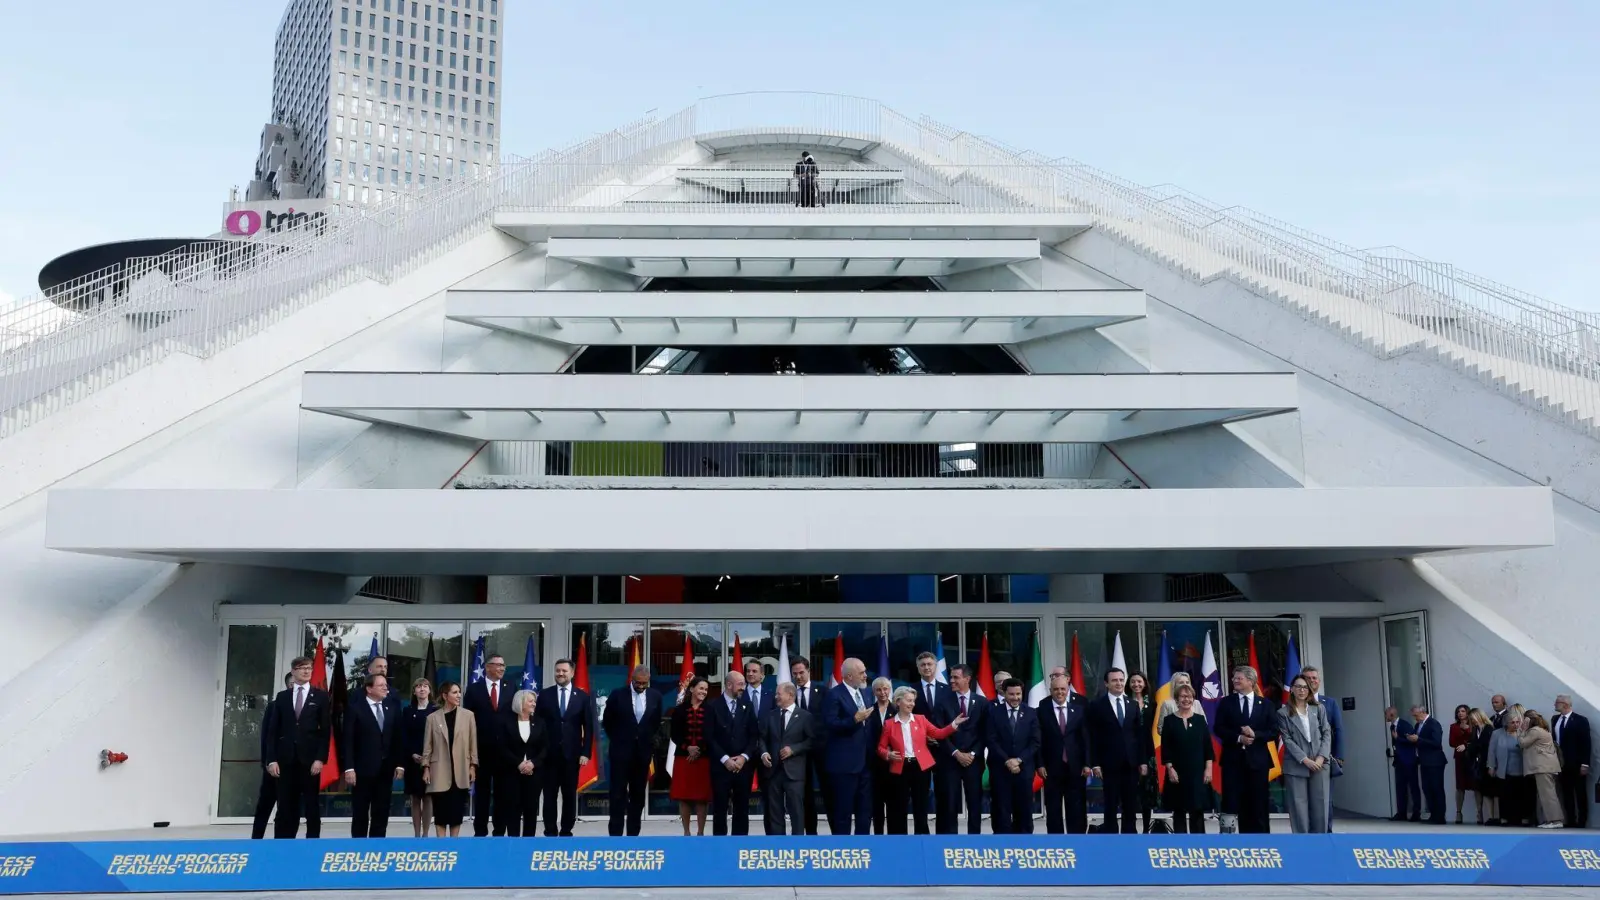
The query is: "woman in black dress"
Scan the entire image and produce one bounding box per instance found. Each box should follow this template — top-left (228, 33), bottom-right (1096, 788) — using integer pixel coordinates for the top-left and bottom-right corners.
top-left (1128, 671), bottom-right (1157, 833)
top-left (400, 678), bottom-right (437, 837)
top-left (1159, 683), bottom-right (1215, 834)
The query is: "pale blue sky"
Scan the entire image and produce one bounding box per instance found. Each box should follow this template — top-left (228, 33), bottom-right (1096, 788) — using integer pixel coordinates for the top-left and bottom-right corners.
top-left (1, 1), bottom-right (1595, 309)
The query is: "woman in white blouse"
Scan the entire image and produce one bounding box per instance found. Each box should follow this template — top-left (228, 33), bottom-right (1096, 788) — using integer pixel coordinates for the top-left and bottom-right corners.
top-left (1276, 674), bottom-right (1333, 833)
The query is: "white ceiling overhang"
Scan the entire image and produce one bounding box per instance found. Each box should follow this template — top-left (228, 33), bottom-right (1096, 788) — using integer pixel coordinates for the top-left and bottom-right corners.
top-left (43, 486), bottom-right (1556, 575)
top-left (545, 237), bottom-right (1039, 279)
top-left (298, 372), bottom-right (1298, 443)
top-left (443, 289), bottom-right (1147, 346)
top-left (491, 212), bottom-right (1096, 243)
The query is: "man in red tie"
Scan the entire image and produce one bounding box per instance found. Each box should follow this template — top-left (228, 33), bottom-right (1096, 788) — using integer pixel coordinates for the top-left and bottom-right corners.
top-left (935, 664), bottom-right (989, 834)
top-left (464, 654), bottom-right (517, 836)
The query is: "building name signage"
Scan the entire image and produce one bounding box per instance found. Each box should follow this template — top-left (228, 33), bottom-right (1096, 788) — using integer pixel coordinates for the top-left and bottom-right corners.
top-left (221, 200), bottom-right (335, 240)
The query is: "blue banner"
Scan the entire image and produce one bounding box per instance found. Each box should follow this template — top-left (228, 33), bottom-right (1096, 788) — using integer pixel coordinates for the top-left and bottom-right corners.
top-left (0, 834), bottom-right (1596, 894)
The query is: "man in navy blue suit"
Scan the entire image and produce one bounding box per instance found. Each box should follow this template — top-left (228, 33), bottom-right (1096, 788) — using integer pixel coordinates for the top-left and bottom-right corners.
top-left (601, 664), bottom-right (662, 837)
top-left (935, 664), bottom-right (988, 834)
top-left (986, 677), bottom-right (1040, 834)
top-left (1086, 667), bottom-right (1149, 834)
top-left (536, 659), bottom-right (596, 837)
top-left (823, 657), bottom-right (875, 835)
top-left (708, 669), bottom-right (760, 835)
top-left (1214, 665), bottom-right (1279, 834)
top-left (1412, 704), bottom-right (1448, 825)
top-left (742, 659), bottom-right (772, 798)
top-left (1387, 706), bottom-right (1420, 821)
top-left (1037, 674), bottom-right (1090, 834)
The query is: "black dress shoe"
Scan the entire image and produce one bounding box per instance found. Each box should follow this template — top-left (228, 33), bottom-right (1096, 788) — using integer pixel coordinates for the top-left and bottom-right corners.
top-left (1389, 815), bottom-right (1407, 822)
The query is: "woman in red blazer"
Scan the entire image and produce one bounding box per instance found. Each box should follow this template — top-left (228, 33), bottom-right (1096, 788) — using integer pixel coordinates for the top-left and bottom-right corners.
top-left (878, 686), bottom-right (969, 834)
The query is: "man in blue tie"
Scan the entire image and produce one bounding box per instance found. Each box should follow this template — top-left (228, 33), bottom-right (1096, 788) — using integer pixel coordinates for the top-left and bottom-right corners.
top-left (823, 658), bottom-right (875, 835)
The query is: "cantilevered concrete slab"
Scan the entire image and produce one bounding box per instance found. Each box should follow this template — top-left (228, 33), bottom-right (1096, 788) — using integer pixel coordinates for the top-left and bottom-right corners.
top-left (545, 237), bottom-right (1038, 278)
top-left (298, 372), bottom-right (1298, 443)
top-left (44, 486), bottom-right (1556, 575)
top-left (493, 211), bottom-right (1095, 242)
top-left (443, 289), bottom-right (1146, 345)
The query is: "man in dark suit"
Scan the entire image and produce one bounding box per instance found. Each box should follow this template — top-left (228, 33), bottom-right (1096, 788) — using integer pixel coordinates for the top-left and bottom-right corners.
top-left (1085, 667), bottom-right (1149, 834)
top-left (463, 654), bottom-right (517, 836)
top-left (601, 664), bottom-right (662, 837)
top-left (823, 658), bottom-right (875, 835)
top-left (1213, 665), bottom-right (1279, 834)
top-left (251, 672), bottom-right (293, 840)
top-left (1412, 705), bottom-right (1448, 825)
top-left (742, 658), bottom-right (771, 799)
top-left (263, 656), bottom-right (331, 839)
top-left (986, 677), bottom-right (1041, 834)
top-left (341, 673), bottom-right (405, 838)
top-left (1489, 694), bottom-right (1509, 730)
top-left (360, 656), bottom-right (404, 717)
top-left (1553, 694), bottom-right (1592, 828)
top-left (790, 657), bottom-right (830, 835)
top-left (759, 682), bottom-right (815, 835)
top-left (705, 669), bottom-right (759, 835)
top-left (1037, 674), bottom-right (1091, 834)
top-left (1302, 666), bottom-right (1343, 830)
top-left (908, 652), bottom-right (953, 828)
top-left (536, 658), bottom-right (595, 837)
top-left (1387, 706), bottom-right (1420, 821)
top-left (936, 664), bottom-right (988, 835)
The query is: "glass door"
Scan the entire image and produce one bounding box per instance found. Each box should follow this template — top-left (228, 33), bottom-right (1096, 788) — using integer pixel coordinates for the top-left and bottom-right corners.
top-left (216, 622), bottom-right (282, 820)
top-left (1380, 613), bottom-right (1431, 717)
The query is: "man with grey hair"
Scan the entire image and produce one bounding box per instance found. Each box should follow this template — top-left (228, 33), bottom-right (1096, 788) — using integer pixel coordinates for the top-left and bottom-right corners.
top-left (1215, 664), bottom-right (1278, 833)
top-left (759, 681), bottom-right (815, 835)
top-left (601, 665), bottom-right (661, 836)
top-left (1552, 693), bottom-right (1591, 828)
top-left (1412, 704), bottom-right (1447, 825)
top-left (1489, 694), bottom-right (1509, 730)
top-left (824, 658), bottom-right (875, 834)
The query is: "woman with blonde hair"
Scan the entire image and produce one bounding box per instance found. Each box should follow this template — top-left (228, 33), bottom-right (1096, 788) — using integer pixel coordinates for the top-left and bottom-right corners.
top-left (1467, 708), bottom-right (1495, 825)
top-left (1488, 703), bottom-right (1529, 827)
top-left (1519, 710), bottom-right (1564, 828)
top-left (421, 681), bottom-right (478, 837)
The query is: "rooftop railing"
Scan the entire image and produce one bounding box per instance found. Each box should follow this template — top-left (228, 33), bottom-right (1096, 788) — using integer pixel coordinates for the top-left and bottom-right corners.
top-left (2, 92), bottom-right (1595, 441)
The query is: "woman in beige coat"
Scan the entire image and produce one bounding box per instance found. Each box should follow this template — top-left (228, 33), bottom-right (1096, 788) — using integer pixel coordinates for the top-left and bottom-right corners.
top-left (421, 681), bottom-right (478, 837)
top-left (1518, 711), bottom-right (1564, 828)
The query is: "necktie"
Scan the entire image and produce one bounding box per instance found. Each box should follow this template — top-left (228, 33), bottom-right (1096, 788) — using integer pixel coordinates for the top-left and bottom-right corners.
top-left (635, 691), bottom-right (644, 722)
top-left (1058, 706), bottom-right (1069, 760)
top-left (560, 687), bottom-right (568, 717)
top-left (853, 688), bottom-right (864, 710)
top-left (295, 685), bottom-right (305, 717)
top-left (750, 690), bottom-right (759, 717)
top-left (1115, 696), bottom-right (1124, 724)
top-left (925, 683), bottom-right (934, 708)
top-left (959, 694), bottom-right (967, 716)
top-left (490, 683), bottom-right (499, 711)
top-left (783, 709), bottom-right (790, 732)
top-left (1010, 707), bottom-right (1018, 732)
top-left (374, 701), bottom-right (384, 730)
top-left (1241, 694), bottom-right (1250, 718)
top-left (800, 688), bottom-right (808, 711)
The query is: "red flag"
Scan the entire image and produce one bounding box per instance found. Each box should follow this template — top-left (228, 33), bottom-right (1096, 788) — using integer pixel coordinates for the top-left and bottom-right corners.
top-left (676, 634), bottom-right (695, 697)
top-left (975, 633), bottom-right (995, 700)
top-left (1069, 632), bottom-right (1085, 700)
top-left (731, 633), bottom-right (744, 676)
top-left (310, 638), bottom-right (341, 790)
top-left (1247, 631), bottom-right (1283, 780)
top-left (830, 633), bottom-right (844, 688)
top-left (575, 634), bottom-right (600, 792)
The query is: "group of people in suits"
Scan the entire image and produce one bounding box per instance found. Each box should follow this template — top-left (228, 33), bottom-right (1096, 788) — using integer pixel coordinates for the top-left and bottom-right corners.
top-left (1413, 693), bottom-right (1591, 829)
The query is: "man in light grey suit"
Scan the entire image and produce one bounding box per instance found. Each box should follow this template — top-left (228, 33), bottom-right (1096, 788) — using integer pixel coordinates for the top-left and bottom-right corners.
top-left (759, 682), bottom-right (815, 835)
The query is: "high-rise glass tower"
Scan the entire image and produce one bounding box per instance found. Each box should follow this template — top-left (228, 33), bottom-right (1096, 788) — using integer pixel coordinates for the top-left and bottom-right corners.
top-left (246, 0), bottom-right (504, 205)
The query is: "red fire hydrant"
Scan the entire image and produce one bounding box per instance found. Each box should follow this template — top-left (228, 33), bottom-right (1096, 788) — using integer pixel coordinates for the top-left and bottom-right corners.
top-left (100, 750), bottom-right (129, 769)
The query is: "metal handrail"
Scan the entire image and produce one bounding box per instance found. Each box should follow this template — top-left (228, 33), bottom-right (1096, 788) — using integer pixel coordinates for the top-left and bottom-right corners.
top-left (2, 91), bottom-right (1595, 441)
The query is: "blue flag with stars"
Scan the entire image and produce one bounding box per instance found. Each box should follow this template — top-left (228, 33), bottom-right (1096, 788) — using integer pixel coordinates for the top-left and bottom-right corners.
top-left (470, 635), bottom-right (486, 686)
top-left (520, 632), bottom-right (541, 692)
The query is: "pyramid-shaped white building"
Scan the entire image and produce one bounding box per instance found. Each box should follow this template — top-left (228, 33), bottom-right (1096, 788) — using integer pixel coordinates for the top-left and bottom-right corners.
top-left (1, 93), bottom-right (1589, 834)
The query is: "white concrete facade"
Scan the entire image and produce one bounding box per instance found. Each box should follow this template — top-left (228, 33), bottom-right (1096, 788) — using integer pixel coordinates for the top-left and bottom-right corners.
top-left (1, 97), bottom-right (1595, 835)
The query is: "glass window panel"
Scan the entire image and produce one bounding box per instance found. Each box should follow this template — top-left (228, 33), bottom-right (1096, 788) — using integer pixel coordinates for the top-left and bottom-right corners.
top-left (963, 621), bottom-right (1041, 697)
top-left (809, 621), bottom-right (883, 685)
top-left (596, 576), bottom-right (622, 605)
top-left (384, 622), bottom-right (465, 699)
top-left (217, 624), bottom-right (279, 817)
top-left (936, 574), bottom-right (959, 604)
top-left (1060, 620), bottom-right (1142, 698)
top-left (470, 621), bottom-right (547, 691)
top-left (570, 621), bottom-right (644, 815)
top-left (1143, 619), bottom-right (1223, 702)
top-left (1009, 575), bottom-right (1050, 604)
top-left (303, 621), bottom-right (383, 683)
top-left (727, 621), bottom-right (801, 689)
top-left (886, 621), bottom-right (960, 688)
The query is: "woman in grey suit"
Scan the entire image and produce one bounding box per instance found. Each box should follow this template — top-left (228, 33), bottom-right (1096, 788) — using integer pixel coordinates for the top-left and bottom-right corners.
top-left (1276, 674), bottom-right (1333, 833)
